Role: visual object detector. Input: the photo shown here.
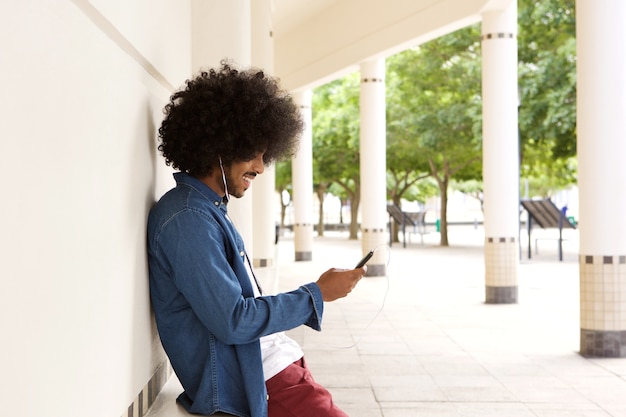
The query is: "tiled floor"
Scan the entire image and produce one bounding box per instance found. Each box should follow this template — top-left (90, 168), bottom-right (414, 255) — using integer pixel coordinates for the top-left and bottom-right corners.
top-left (146, 226), bottom-right (626, 417)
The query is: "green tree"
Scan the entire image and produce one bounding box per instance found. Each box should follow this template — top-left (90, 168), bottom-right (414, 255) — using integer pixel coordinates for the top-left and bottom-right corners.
top-left (518, 0), bottom-right (577, 196)
top-left (385, 69), bottom-right (432, 207)
top-left (387, 24), bottom-right (483, 246)
top-left (306, 0), bottom-right (577, 246)
top-left (312, 73), bottom-right (362, 239)
top-left (313, 181), bottom-right (331, 237)
top-left (520, 138), bottom-right (577, 198)
top-left (452, 179), bottom-right (484, 212)
top-left (275, 160), bottom-right (292, 229)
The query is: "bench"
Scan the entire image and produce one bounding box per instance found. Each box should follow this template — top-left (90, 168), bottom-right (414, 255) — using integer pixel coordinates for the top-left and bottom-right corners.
top-left (520, 199), bottom-right (576, 261)
top-left (387, 204), bottom-right (428, 247)
top-left (534, 236), bottom-right (570, 255)
top-left (404, 211), bottom-right (429, 245)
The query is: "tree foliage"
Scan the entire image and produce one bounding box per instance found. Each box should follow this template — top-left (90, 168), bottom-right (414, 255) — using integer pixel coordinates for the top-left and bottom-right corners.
top-left (297, 0), bottom-right (578, 245)
top-left (387, 24), bottom-right (483, 246)
top-left (312, 73), bottom-right (362, 239)
top-left (518, 0), bottom-right (577, 196)
top-left (275, 160), bottom-right (292, 228)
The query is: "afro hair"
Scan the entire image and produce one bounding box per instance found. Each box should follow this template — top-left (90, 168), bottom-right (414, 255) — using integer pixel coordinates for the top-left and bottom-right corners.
top-left (158, 61), bottom-right (304, 176)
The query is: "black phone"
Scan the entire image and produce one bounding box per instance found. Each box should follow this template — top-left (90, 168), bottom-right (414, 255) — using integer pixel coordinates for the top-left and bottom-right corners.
top-left (355, 250), bottom-right (374, 268)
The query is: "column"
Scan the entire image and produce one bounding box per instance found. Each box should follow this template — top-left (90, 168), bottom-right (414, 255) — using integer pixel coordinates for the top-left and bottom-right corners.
top-left (481, 0), bottom-right (519, 303)
top-left (577, 0), bottom-right (626, 357)
top-left (191, 0), bottom-right (254, 252)
top-left (360, 59), bottom-right (387, 276)
top-left (292, 91), bottom-right (314, 261)
top-left (251, 0), bottom-right (276, 268)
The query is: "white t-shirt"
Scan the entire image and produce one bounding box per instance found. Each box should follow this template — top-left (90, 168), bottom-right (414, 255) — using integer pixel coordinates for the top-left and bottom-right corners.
top-left (244, 256), bottom-right (304, 380)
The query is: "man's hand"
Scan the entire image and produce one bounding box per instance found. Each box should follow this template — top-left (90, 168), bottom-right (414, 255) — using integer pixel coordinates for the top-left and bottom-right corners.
top-left (315, 267), bottom-right (366, 302)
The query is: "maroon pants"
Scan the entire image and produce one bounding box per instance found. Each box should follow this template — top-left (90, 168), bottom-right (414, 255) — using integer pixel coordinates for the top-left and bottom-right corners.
top-left (265, 358), bottom-right (349, 417)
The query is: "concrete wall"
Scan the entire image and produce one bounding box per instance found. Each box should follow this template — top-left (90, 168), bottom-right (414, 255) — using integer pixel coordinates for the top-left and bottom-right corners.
top-left (0, 1), bottom-right (190, 416)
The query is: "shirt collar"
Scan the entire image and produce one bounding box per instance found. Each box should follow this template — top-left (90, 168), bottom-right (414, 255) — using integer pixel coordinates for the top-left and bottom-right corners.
top-left (173, 172), bottom-right (228, 210)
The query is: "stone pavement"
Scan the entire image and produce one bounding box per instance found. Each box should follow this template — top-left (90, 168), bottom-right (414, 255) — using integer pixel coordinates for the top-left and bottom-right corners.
top-left (147, 226), bottom-right (626, 417)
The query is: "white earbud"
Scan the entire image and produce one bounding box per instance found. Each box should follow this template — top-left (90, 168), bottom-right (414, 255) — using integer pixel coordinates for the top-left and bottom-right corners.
top-left (218, 156), bottom-right (230, 203)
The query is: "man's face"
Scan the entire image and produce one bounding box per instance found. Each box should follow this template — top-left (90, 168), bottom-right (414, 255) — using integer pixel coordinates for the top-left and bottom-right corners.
top-left (225, 152), bottom-right (265, 198)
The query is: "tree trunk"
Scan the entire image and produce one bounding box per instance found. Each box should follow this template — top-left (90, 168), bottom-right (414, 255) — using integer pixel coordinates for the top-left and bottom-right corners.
top-left (439, 177), bottom-right (449, 247)
top-left (391, 195), bottom-right (401, 243)
top-left (349, 190), bottom-right (360, 240)
top-left (339, 198), bottom-right (345, 224)
top-left (316, 185), bottom-right (327, 237)
top-left (429, 159), bottom-right (450, 247)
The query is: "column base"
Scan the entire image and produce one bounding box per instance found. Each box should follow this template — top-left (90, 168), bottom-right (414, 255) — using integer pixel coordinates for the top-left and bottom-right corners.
top-left (253, 258), bottom-right (273, 268)
top-left (484, 236), bottom-right (518, 304)
top-left (581, 329), bottom-right (626, 358)
top-left (579, 254), bottom-right (626, 356)
top-left (295, 251), bottom-right (312, 261)
top-left (485, 286), bottom-right (518, 304)
top-left (293, 223), bottom-right (313, 262)
top-left (361, 227), bottom-right (387, 277)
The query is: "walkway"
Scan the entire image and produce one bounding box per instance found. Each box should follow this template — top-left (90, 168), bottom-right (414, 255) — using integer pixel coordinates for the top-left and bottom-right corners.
top-left (147, 226), bottom-right (626, 417)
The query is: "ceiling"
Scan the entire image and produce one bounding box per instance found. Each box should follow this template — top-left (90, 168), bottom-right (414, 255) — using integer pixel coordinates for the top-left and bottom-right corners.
top-left (271, 0), bottom-right (338, 37)
top-left (269, 0), bottom-right (514, 91)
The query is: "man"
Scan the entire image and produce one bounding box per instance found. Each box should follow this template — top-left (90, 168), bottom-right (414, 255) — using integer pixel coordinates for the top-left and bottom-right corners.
top-left (147, 62), bottom-right (365, 417)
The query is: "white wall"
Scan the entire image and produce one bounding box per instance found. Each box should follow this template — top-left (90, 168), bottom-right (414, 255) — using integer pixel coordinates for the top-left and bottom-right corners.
top-left (0, 1), bottom-right (190, 416)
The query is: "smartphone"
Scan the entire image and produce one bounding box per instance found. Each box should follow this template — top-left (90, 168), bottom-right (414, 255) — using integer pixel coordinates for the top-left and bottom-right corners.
top-left (355, 250), bottom-right (374, 268)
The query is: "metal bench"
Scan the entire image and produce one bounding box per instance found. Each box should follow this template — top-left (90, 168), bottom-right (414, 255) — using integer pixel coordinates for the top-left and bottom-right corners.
top-left (387, 204), bottom-right (428, 247)
top-left (520, 199), bottom-right (576, 261)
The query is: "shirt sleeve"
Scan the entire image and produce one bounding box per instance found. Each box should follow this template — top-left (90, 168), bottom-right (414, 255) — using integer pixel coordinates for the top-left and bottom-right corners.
top-left (153, 209), bottom-right (323, 345)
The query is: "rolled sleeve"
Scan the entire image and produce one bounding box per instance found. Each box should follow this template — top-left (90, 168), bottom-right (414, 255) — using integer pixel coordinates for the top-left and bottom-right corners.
top-left (301, 283), bottom-right (324, 331)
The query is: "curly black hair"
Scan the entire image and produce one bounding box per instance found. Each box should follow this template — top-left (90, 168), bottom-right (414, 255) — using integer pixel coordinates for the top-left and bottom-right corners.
top-left (158, 61), bottom-right (303, 176)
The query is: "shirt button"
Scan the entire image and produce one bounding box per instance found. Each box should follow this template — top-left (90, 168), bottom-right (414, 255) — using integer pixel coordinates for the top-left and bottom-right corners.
top-left (240, 251), bottom-right (245, 257)
top-left (214, 201), bottom-right (219, 206)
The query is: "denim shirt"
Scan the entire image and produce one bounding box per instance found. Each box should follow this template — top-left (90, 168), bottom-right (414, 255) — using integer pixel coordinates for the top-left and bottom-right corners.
top-left (147, 173), bottom-right (324, 417)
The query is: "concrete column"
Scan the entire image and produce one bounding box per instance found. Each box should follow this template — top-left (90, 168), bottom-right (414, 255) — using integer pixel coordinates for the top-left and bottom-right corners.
top-left (577, 0), bottom-right (626, 357)
top-left (292, 90), bottom-right (314, 261)
top-left (191, 0), bottom-right (251, 69)
top-left (481, 0), bottom-right (519, 303)
top-left (251, 0), bottom-right (276, 268)
top-left (360, 59), bottom-right (387, 276)
top-left (191, 0), bottom-right (254, 253)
